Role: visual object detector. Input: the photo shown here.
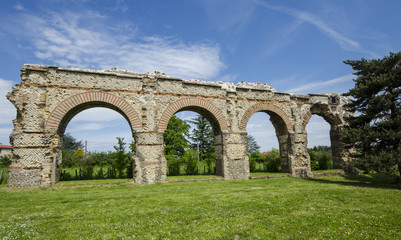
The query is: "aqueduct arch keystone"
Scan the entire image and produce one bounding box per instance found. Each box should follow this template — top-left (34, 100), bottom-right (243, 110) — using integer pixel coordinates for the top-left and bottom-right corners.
top-left (6, 64), bottom-right (353, 187)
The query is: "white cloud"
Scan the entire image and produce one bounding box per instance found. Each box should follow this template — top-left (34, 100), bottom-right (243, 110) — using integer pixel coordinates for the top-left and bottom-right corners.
top-left (13, 2), bottom-right (24, 11)
top-left (216, 73), bottom-right (238, 83)
top-left (253, 0), bottom-right (361, 51)
top-left (15, 11), bottom-right (224, 80)
top-left (286, 74), bottom-right (354, 94)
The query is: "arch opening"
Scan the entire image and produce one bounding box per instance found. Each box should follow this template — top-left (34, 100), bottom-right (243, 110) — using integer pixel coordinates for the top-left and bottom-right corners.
top-left (163, 110), bottom-right (223, 178)
top-left (246, 110), bottom-right (290, 175)
top-left (305, 104), bottom-right (344, 170)
top-left (58, 106), bottom-right (135, 182)
top-left (45, 91), bottom-right (141, 184)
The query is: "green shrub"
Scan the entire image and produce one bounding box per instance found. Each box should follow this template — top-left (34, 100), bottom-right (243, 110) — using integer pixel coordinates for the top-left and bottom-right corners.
top-left (265, 149), bottom-right (281, 172)
top-left (0, 155), bottom-right (12, 167)
top-left (249, 154), bottom-right (256, 172)
top-left (126, 157), bottom-right (134, 179)
top-left (166, 154), bottom-right (181, 176)
top-left (308, 149), bottom-right (319, 170)
top-left (184, 149), bottom-right (198, 175)
top-left (204, 153), bottom-right (215, 174)
top-left (60, 170), bottom-right (72, 181)
top-left (318, 151), bottom-right (333, 170)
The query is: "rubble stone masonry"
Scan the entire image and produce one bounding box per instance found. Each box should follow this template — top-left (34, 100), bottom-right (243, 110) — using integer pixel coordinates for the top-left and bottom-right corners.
top-left (7, 65), bottom-right (353, 187)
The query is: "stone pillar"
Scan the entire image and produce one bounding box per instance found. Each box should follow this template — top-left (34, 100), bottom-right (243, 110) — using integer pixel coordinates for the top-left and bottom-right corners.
top-left (133, 132), bottom-right (166, 184)
top-left (330, 126), bottom-right (350, 169)
top-left (214, 134), bottom-right (224, 176)
top-left (7, 130), bottom-right (60, 188)
top-left (277, 134), bottom-right (290, 173)
top-left (220, 132), bottom-right (250, 180)
top-left (288, 133), bottom-right (312, 177)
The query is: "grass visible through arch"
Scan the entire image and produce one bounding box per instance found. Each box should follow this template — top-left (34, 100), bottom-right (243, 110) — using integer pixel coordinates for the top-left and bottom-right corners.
top-left (1, 174), bottom-right (400, 239)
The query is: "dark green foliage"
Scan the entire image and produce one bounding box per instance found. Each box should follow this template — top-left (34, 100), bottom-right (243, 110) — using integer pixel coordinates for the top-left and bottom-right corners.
top-left (0, 155), bottom-right (12, 167)
top-left (184, 149), bottom-right (198, 175)
top-left (343, 52), bottom-right (401, 175)
top-left (248, 135), bottom-right (263, 172)
top-left (62, 133), bottom-right (84, 150)
top-left (250, 151), bottom-right (264, 163)
top-left (113, 137), bottom-right (128, 178)
top-left (308, 147), bottom-right (333, 170)
top-left (248, 154), bottom-right (256, 172)
top-left (204, 152), bottom-right (216, 174)
top-left (164, 115), bottom-right (191, 176)
top-left (189, 115), bottom-right (215, 162)
top-left (308, 149), bottom-right (319, 170)
top-left (318, 152), bottom-right (333, 170)
top-left (61, 149), bottom-right (77, 168)
top-left (96, 166), bottom-right (104, 179)
top-left (265, 149), bottom-right (281, 172)
top-left (164, 115), bottom-right (190, 158)
top-left (166, 154), bottom-right (181, 176)
top-left (247, 135), bottom-right (260, 155)
top-left (126, 140), bottom-right (135, 179)
top-left (312, 145), bottom-right (331, 152)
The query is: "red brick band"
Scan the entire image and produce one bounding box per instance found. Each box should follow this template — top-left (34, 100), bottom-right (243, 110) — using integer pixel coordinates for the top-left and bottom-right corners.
top-left (45, 91), bottom-right (141, 131)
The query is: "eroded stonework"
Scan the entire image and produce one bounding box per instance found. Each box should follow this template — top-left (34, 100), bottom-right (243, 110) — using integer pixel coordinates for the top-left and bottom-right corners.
top-left (7, 64), bottom-right (353, 188)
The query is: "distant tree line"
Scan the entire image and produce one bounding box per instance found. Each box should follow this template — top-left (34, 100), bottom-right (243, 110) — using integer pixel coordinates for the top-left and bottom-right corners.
top-left (248, 135), bottom-right (333, 172)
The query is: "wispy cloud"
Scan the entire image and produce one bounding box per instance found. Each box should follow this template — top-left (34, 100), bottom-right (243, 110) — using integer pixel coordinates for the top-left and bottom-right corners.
top-left (13, 2), bottom-right (24, 11)
top-left (263, 19), bottom-right (304, 57)
top-left (253, 0), bottom-right (361, 51)
top-left (202, 0), bottom-right (256, 35)
top-left (286, 74), bottom-right (354, 93)
top-left (9, 11), bottom-right (224, 80)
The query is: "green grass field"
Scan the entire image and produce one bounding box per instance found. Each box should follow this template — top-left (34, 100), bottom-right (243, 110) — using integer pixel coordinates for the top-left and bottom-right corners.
top-left (1, 173), bottom-right (400, 239)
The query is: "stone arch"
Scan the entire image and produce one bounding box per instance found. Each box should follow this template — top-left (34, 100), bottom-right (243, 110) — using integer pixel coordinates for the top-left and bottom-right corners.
top-left (239, 103), bottom-right (294, 173)
top-left (301, 104), bottom-right (341, 132)
top-left (157, 97), bottom-right (229, 134)
top-left (157, 97), bottom-right (229, 177)
top-left (302, 104), bottom-right (345, 169)
top-left (45, 91), bottom-right (141, 134)
top-left (239, 103), bottom-right (293, 133)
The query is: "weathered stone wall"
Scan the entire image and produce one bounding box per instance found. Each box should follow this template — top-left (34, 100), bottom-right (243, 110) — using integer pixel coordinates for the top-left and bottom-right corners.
top-left (7, 64), bottom-right (353, 187)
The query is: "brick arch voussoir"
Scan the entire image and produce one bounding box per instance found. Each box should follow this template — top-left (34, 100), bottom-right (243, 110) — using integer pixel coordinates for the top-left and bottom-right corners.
top-left (158, 97), bottom-right (229, 133)
top-left (45, 91), bottom-right (141, 132)
top-left (239, 103), bottom-right (293, 132)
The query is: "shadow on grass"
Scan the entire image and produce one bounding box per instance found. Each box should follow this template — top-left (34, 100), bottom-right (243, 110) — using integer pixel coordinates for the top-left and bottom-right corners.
top-left (305, 173), bottom-right (401, 190)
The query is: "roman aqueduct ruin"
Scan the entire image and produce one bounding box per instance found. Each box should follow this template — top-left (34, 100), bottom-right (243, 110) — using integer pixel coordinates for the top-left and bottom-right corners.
top-left (7, 64), bottom-right (353, 187)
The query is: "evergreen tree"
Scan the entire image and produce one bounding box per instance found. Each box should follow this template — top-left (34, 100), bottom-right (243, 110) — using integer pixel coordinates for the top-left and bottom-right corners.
top-left (113, 137), bottom-right (127, 178)
top-left (189, 115), bottom-right (214, 162)
top-left (62, 133), bottom-right (83, 150)
top-left (247, 135), bottom-right (260, 155)
top-left (343, 52), bottom-right (401, 175)
top-left (164, 115), bottom-right (190, 158)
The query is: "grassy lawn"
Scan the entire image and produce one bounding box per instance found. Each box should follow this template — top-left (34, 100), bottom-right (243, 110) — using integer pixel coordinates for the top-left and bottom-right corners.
top-left (312, 169), bottom-right (344, 173)
top-left (1, 174), bottom-right (400, 239)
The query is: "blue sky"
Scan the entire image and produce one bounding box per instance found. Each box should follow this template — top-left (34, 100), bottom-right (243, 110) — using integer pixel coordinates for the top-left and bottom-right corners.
top-left (0, 0), bottom-right (400, 152)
